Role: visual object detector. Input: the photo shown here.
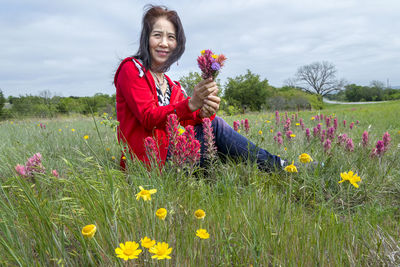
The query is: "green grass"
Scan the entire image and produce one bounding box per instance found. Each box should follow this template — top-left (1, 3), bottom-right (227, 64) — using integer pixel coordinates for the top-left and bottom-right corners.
top-left (0, 101), bottom-right (400, 266)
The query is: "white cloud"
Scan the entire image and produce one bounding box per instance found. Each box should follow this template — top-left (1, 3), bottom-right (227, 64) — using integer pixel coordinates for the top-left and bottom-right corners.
top-left (1, 0), bottom-right (400, 96)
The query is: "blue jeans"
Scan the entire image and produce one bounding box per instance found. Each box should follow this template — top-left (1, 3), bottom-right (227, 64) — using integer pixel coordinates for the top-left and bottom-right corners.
top-left (193, 116), bottom-right (282, 172)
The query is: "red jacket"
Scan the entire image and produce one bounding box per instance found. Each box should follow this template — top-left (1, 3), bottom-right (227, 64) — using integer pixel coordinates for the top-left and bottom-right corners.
top-left (114, 57), bottom-right (212, 167)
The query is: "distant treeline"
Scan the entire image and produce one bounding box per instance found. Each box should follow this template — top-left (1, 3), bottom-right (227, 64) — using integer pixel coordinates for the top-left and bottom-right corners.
top-left (326, 82), bottom-right (400, 102)
top-left (0, 91), bottom-right (116, 119)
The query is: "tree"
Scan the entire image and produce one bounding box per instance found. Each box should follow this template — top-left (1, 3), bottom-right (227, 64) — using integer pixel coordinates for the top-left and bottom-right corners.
top-left (294, 61), bottom-right (345, 96)
top-left (224, 70), bottom-right (272, 111)
top-left (179, 72), bottom-right (202, 97)
top-left (0, 89), bottom-right (5, 117)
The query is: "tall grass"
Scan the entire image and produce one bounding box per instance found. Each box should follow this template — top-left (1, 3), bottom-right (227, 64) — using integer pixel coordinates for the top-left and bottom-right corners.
top-left (0, 101), bottom-right (399, 266)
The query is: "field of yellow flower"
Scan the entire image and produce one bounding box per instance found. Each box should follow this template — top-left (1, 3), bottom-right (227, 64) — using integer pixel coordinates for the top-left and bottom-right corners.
top-left (0, 101), bottom-right (399, 266)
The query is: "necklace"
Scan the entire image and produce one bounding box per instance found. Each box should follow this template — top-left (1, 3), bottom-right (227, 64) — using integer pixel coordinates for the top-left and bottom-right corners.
top-left (151, 71), bottom-right (165, 87)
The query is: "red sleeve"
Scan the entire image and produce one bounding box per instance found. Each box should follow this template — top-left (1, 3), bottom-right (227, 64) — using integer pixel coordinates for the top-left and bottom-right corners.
top-left (116, 61), bottom-right (198, 130)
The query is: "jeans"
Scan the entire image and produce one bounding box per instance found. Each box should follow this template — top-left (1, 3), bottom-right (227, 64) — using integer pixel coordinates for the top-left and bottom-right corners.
top-left (193, 116), bottom-right (283, 172)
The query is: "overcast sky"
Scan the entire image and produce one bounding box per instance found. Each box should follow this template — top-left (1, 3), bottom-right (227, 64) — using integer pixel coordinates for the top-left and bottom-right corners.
top-left (1, 0), bottom-right (399, 97)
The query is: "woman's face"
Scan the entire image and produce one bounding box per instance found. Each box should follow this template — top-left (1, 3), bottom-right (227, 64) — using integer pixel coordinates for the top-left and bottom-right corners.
top-left (149, 17), bottom-right (177, 71)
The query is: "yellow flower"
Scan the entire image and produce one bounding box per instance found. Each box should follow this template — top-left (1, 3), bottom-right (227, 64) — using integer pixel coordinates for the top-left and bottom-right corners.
top-left (156, 208), bottom-right (167, 220)
top-left (296, 123), bottom-right (300, 126)
top-left (81, 224), bottom-right (96, 238)
top-left (100, 121), bottom-right (104, 124)
top-left (106, 147), bottom-right (110, 151)
top-left (284, 147), bottom-right (287, 151)
top-left (103, 112), bottom-right (108, 116)
top-left (311, 117), bottom-right (315, 120)
top-left (238, 129), bottom-right (241, 133)
top-left (284, 161), bottom-right (298, 173)
top-left (149, 242), bottom-right (173, 260)
top-left (122, 156), bottom-right (126, 160)
top-left (194, 209), bottom-right (206, 219)
top-left (266, 120), bottom-right (271, 123)
top-left (140, 236), bottom-right (156, 249)
top-left (83, 135), bottom-right (89, 140)
top-left (211, 54), bottom-right (217, 59)
top-left (178, 128), bottom-right (185, 135)
top-left (270, 129), bottom-right (274, 133)
top-left (398, 130), bottom-right (400, 135)
top-left (71, 128), bottom-right (75, 132)
top-left (290, 134), bottom-right (296, 138)
top-left (37, 124), bottom-right (40, 126)
top-left (115, 241), bottom-right (142, 261)
top-left (58, 129), bottom-right (62, 132)
top-left (111, 156), bottom-right (116, 160)
top-left (136, 186), bottom-right (157, 201)
top-left (201, 50), bottom-right (205, 55)
top-left (109, 117), bottom-right (112, 120)
top-left (196, 229), bottom-right (210, 239)
top-left (10, 121), bottom-right (14, 124)
top-left (338, 171), bottom-right (361, 188)
top-left (299, 153), bottom-right (313, 163)
top-left (258, 130), bottom-right (263, 135)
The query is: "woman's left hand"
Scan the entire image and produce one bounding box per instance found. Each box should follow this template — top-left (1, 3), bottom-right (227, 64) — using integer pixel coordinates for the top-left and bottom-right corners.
top-left (200, 95), bottom-right (221, 118)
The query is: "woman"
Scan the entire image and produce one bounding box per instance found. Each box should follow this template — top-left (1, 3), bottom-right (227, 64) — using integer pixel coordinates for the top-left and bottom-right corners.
top-left (115, 5), bottom-right (285, 171)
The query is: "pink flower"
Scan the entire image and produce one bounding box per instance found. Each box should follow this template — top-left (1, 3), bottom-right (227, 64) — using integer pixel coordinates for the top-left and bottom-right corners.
top-left (305, 128), bottom-right (311, 141)
top-left (144, 136), bottom-right (160, 164)
top-left (15, 164), bottom-right (27, 177)
top-left (343, 120), bottom-right (346, 127)
top-left (382, 132), bottom-right (391, 150)
top-left (350, 122), bottom-right (354, 130)
top-left (356, 120), bottom-right (360, 124)
top-left (285, 130), bottom-right (293, 139)
top-left (324, 138), bottom-right (332, 152)
top-left (327, 127), bottom-right (335, 140)
top-left (52, 169), bottom-right (59, 177)
top-left (346, 138), bottom-right (354, 152)
top-left (277, 131), bottom-right (282, 137)
top-left (371, 140), bottom-right (385, 157)
top-left (277, 136), bottom-right (283, 145)
top-left (244, 119), bottom-right (249, 134)
top-left (325, 117), bottom-right (331, 128)
top-left (313, 127), bottom-right (318, 137)
top-left (25, 153), bottom-right (45, 175)
top-left (275, 110), bottom-right (280, 124)
top-left (202, 118), bottom-right (217, 160)
top-left (197, 49), bottom-right (226, 79)
top-left (362, 131), bottom-right (369, 147)
top-left (284, 119), bottom-right (291, 132)
top-left (333, 118), bottom-right (338, 130)
top-left (233, 121), bottom-right (239, 132)
top-left (337, 133), bottom-right (348, 146)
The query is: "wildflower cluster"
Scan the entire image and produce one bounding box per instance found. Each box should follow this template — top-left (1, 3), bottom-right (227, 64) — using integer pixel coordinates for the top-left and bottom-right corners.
top-left (100, 112), bottom-right (119, 131)
top-left (197, 49), bottom-right (227, 79)
top-left (15, 153), bottom-right (46, 178)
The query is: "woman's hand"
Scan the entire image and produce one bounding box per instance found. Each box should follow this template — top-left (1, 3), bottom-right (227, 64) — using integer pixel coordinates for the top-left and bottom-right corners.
top-left (188, 78), bottom-right (218, 111)
top-left (200, 95), bottom-right (221, 118)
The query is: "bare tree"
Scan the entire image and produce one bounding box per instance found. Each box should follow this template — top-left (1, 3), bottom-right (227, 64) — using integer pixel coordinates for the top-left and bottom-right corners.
top-left (295, 61), bottom-right (345, 96)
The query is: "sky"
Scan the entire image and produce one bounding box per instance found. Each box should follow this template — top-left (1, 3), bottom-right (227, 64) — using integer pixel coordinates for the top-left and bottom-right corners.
top-left (1, 0), bottom-right (399, 97)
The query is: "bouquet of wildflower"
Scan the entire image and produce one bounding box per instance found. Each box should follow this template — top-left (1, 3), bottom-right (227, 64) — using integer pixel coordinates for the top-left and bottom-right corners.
top-left (197, 49), bottom-right (227, 79)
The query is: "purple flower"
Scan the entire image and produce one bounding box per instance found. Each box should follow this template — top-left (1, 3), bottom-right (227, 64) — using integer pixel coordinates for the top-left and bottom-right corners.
top-left (305, 128), bottom-right (311, 141)
top-left (382, 132), bottom-right (391, 150)
top-left (346, 138), bottom-right (354, 152)
top-left (233, 121), bottom-right (239, 132)
top-left (324, 138), bottom-right (332, 153)
top-left (333, 118), bottom-right (338, 130)
top-left (211, 62), bottom-right (220, 71)
top-left (202, 118), bottom-right (217, 160)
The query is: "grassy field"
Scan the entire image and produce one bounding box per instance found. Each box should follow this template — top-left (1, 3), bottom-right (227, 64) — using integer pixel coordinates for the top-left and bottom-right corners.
top-left (0, 101), bottom-right (399, 266)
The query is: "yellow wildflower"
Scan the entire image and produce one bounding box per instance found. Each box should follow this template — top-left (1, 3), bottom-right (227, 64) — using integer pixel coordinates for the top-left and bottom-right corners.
top-left (290, 134), bottom-right (296, 138)
top-left (149, 242), bottom-right (173, 260)
top-left (311, 117), bottom-right (315, 120)
top-left (299, 153), bottom-right (313, 163)
top-left (71, 128), bottom-right (75, 132)
top-left (156, 208), bottom-right (167, 220)
top-left (196, 229), bottom-right (210, 239)
top-left (140, 236), bottom-right (156, 249)
top-left (81, 224), bottom-right (96, 238)
top-left (284, 147), bottom-right (287, 151)
top-left (115, 241), bottom-right (142, 261)
top-left (109, 117), bottom-right (112, 120)
top-left (111, 156), bottom-right (116, 160)
top-left (58, 129), bottom-right (62, 132)
top-left (83, 135), bottom-right (89, 140)
top-left (10, 121), bottom-right (14, 124)
top-left (398, 130), bottom-right (400, 135)
top-left (194, 209), bottom-right (206, 219)
top-left (258, 130), bottom-right (263, 135)
top-left (266, 120), bottom-right (271, 123)
top-left (238, 129), bottom-right (241, 133)
top-left (201, 50), bottom-right (205, 55)
top-left (338, 171), bottom-right (361, 188)
top-left (122, 156), bottom-right (126, 160)
top-left (296, 123), bottom-right (300, 126)
top-left (284, 161), bottom-right (298, 173)
top-left (136, 186), bottom-right (157, 201)
top-left (100, 121), bottom-right (104, 124)
top-left (178, 128), bottom-right (185, 135)
top-left (103, 112), bottom-right (108, 116)
top-left (106, 147), bottom-right (110, 151)
top-left (270, 129), bottom-right (274, 133)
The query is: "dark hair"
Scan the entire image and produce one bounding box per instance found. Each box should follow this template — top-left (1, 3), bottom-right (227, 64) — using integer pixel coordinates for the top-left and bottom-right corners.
top-left (134, 5), bottom-right (186, 72)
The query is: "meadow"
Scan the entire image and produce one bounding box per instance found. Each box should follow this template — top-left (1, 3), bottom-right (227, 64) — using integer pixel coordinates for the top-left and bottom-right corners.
top-left (0, 100), bottom-right (399, 266)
